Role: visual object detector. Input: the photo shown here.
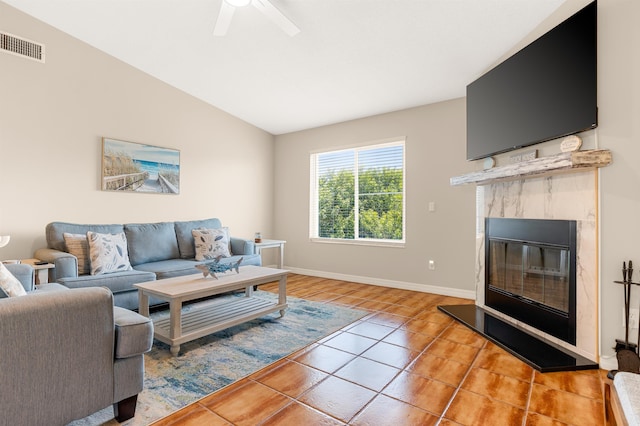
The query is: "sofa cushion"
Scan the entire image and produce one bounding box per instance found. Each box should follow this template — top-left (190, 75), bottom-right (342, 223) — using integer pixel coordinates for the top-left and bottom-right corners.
top-left (63, 232), bottom-right (90, 275)
top-left (133, 259), bottom-right (201, 280)
top-left (0, 263), bottom-right (27, 297)
top-left (174, 218), bottom-right (222, 259)
top-left (193, 228), bottom-right (231, 261)
top-left (124, 222), bottom-right (180, 266)
top-left (59, 269), bottom-right (156, 294)
top-left (88, 231), bottom-right (133, 275)
top-left (46, 222), bottom-right (124, 252)
top-left (33, 283), bottom-right (69, 293)
top-left (133, 256), bottom-right (260, 279)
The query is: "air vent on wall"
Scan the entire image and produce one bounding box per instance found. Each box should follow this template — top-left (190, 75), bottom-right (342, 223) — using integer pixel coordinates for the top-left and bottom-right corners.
top-left (1, 31), bottom-right (45, 63)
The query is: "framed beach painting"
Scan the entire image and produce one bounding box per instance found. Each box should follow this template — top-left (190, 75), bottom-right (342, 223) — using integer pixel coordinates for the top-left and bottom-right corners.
top-left (101, 138), bottom-right (180, 194)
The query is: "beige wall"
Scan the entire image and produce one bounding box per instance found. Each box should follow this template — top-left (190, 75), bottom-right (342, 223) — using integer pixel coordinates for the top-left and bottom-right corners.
top-left (0, 3), bottom-right (275, 259)
top-left (597, 0), bottom-right (640, 366)
top-left (274, 99), bottom-right (477, 297)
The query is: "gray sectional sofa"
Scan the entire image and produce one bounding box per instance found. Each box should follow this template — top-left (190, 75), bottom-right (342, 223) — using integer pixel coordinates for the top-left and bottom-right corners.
top-left (1, 263), bottom-right (153, 425)
top-left (34, 218), bottom-right (261, 310)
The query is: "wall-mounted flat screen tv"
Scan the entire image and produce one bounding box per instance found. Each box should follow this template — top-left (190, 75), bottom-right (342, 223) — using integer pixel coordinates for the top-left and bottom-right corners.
top-left (466, 1), bottom-right (597, 161)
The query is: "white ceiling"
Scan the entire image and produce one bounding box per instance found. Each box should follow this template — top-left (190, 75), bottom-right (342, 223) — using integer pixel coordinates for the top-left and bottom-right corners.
top-left (3, 0), bottom-right (566, 135)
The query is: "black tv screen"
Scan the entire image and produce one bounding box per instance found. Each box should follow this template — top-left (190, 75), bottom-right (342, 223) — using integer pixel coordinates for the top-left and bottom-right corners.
top-left (466, 1), bottom-right (597, 161)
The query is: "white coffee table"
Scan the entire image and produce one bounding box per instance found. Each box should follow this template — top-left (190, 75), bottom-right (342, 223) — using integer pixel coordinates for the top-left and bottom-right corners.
top-left (135, 265), bottom-right (288, 356)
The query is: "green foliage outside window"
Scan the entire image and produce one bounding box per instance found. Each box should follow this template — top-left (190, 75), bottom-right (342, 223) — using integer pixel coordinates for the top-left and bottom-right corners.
top-left (359, 167), bottom-right (403, 239)
top-left (318, 169), bottom-right (355, 238)
top-left (318, 167), bottom-right (403, 240)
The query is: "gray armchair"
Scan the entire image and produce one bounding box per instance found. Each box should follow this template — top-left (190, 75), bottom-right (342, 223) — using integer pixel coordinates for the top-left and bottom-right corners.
top-left (0, 263), bottom-right (154, 425)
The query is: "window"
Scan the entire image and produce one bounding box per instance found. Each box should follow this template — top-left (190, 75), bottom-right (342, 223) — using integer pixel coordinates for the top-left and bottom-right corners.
top-left (310, 140), bottom-right (405, 245)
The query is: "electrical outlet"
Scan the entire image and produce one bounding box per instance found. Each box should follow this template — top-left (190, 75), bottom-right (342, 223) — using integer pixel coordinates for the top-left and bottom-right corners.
top-left (428, 260), bottom-right (435, 270)
top-left (623, 308), bottom-right (640, 329)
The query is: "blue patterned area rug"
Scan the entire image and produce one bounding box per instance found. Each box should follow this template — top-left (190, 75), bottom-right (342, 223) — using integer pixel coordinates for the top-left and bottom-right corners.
top-left (69, 291), bottom-right (366, 426)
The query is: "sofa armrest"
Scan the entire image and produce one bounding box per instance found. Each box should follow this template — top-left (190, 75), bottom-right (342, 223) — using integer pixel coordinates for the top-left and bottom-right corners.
top-left (230, 237), bottom-right (255, 256)
top-left (4, 263), bottom-right (35, 292)
top-left (113, 306), bottom-right (154, 359)
top-left (34, 247), bottom-right (79, 280)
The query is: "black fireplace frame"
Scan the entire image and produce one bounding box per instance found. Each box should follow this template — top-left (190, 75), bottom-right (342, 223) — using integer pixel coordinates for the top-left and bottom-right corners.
top-left (485, 218), bottom-right (577, 345)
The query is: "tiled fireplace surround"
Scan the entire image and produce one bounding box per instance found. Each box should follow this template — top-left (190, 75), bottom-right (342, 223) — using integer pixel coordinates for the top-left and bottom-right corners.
top-left (475, 170), bottom-right (599, 362)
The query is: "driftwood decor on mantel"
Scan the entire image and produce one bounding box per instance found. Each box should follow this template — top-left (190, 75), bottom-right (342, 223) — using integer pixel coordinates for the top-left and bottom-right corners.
top-left (450, 149), bottom-right (612, 186)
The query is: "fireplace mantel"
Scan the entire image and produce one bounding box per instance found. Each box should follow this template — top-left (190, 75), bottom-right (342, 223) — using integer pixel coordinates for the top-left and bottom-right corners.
top-left (450, 149), bottom-right (612, 186)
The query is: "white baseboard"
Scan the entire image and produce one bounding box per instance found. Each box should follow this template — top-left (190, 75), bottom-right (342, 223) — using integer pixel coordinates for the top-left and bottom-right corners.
top-left (599, 354), bottom-right (617, 371)
top-left (284, 266), bottom-right (475, 300)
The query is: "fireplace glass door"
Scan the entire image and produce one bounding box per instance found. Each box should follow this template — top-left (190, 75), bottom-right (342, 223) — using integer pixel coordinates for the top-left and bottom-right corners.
top-left (484, 217), bottom-right (577, 345)
top-left (488, 240), bottom-right (570, 314)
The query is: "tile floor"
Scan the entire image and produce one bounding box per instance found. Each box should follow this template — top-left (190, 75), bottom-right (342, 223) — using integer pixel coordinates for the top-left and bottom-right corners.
top-left (152, 274), bottom-right (610, 425)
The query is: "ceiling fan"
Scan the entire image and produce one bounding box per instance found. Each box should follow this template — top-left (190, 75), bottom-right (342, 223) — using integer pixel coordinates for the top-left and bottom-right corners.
top-left (213, 0), bottom-right (300, 37)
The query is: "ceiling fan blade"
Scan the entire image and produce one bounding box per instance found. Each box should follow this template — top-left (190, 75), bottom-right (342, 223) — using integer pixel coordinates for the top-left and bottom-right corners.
top-left (251, 0), bottom-right (300, 37)
top-left (213, 2), bottom-right (236, 36)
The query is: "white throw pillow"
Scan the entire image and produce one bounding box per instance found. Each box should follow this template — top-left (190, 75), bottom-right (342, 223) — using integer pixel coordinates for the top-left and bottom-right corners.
top-left (87, 231), bottom-right (133, 275)
top-left (192, 228), bottom-right (231, 261)
top-left (0, 262), bottom-right (27, 297)
top-left (63, 232), bottom-right (90, 275)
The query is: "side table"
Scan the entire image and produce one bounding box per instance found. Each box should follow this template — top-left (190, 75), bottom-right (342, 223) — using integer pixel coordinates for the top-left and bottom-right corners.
top-left (254, 239), bottom-right (286, 269)
top-left (21, 258), bottom-right (55, 285)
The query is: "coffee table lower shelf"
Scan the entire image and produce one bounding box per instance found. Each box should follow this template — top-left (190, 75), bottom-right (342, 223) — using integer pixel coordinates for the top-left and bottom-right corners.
top-left (154, 297), bottom-right (287, 355)
top-left (135, 266), bottom-right (289, 356)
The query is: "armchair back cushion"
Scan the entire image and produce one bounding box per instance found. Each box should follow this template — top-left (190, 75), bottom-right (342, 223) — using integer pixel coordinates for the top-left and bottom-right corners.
top-left (0, 263), bottom-right (28, 297)
top-left (3, 263), bottom-right (33, 291)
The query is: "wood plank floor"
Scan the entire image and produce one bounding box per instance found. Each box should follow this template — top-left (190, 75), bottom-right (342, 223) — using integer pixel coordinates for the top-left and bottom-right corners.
top-left (151, 274), bottom-right (611, 425)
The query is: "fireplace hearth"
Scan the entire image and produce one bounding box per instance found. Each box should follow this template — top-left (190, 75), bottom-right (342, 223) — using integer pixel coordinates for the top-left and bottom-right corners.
top-left (438, 304), bottom-right (598, 372)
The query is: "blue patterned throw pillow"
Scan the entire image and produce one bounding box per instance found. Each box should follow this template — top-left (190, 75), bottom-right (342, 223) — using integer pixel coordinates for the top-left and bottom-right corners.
top-left (192, 228), bottom-right (231, 261)
top-left (87, 231), bottom-right (133, 275)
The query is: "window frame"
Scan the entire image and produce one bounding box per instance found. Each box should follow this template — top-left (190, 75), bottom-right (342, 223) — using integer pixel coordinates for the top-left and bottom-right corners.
top-left (309, 138), bottom-right (406, 248)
